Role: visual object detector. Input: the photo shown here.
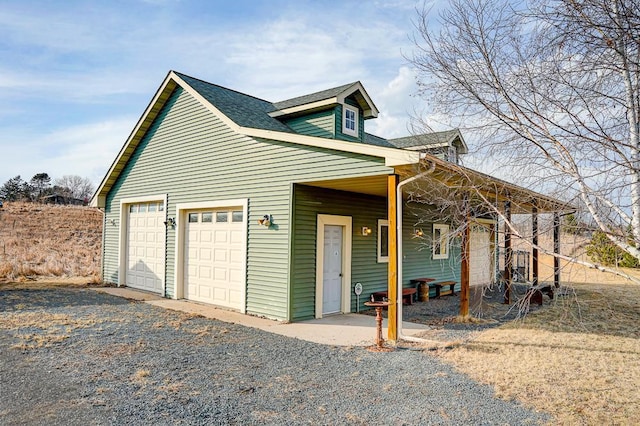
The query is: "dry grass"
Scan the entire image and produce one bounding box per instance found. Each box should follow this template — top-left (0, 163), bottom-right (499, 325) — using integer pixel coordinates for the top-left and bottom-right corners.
top-left (438, 266), bottom-right (640, 425)
top-left (0, 201), bottom-right (102, 281)
top-left (0, 310), bottom-right (103, 350)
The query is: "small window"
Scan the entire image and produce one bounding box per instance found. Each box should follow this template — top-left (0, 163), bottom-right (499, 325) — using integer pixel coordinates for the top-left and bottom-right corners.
top-left (158, 203), bottom-right (165, 212)
top-left (138, 204), bottom-right (147, 213)
top-left (216, 212), bottom-right (228, 223)
top-left (433, 224), bottom-right (449, 260)
top-left (148, 203), bottom-right (157, 212)
top-left (129, 204), bottom-right (137, 213)
top-left (377, 219), bottom-right (389, 263)
top-left (188, 213), bottom-right (199, 223)
top-left (232, 211), bottom-right (243, 222)
top-left (342, 105), bottom-right (358, 137)
top-left (202, 212), bottom-right (213, 223)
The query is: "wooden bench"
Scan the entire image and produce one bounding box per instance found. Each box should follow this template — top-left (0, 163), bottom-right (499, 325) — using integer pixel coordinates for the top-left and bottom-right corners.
top-left (371, 288), bottom-right (417, 305)
top-left (430, 281), bottom-right (457, 298)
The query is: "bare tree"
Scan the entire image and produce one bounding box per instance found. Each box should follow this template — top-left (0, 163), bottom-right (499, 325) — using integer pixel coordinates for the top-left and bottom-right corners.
top-left (410, 0), bottom-right (640, 262)
top-left (54, 175), bottom-right (95, 201)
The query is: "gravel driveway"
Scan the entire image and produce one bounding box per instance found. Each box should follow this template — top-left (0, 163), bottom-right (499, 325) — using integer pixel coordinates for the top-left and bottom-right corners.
top-left (0, 288), bottom-right (549, 425)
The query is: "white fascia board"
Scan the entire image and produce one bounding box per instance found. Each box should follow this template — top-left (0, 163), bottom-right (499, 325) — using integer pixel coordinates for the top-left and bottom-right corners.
top-left (241, 127), bottom-right (419, 167)
top-left (336, 82), bottom-right (379, 118)
top-left (91, 72), bottom-right (178, 208)
top-left (175, 74), bottom-right (418, 166)
top-left (268, 98), bottom-right (337, 118)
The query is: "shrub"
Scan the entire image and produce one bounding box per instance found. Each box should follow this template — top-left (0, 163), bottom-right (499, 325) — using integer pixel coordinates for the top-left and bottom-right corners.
top-left (586, 231), bottom-right (639, 268)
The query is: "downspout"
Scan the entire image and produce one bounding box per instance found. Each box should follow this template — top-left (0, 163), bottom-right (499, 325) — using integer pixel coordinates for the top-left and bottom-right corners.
top-left (396, 157), bottom-right (436, 342)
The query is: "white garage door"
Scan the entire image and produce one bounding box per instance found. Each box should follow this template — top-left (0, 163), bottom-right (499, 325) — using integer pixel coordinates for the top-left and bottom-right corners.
top-left (184, 208), bottom-right (245, 309)
top-left (126, 201), bottom-right (165, 293)
top-left (469, 223), bottom-right (493, 286)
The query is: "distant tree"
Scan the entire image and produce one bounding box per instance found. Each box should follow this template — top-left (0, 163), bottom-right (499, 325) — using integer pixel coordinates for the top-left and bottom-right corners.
top-left (30, 173), bottom-right (51, 201)
top-left (587, 231), bottom-right (639, 268)
top-left (54, 175), bottom-right (95, 200)
top-left (0, 176), bottom-right (29, 201)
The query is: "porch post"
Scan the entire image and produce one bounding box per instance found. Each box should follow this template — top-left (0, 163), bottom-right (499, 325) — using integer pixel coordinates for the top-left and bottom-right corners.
top-left (554, 212), bottom-right (560, 288)
top-left (460, 193), bottom-right (470, 317)
top-left (387, 174), bottom-right (399, 341)
top-left (532, 205), bottom-right (539, 287)
top-left (504, 199), bottom-right (512, 304)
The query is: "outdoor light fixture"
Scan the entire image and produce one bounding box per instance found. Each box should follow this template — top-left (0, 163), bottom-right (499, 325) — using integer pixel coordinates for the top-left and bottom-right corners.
top-left (164, 217), bottom-right (176, 227)
top-left (361, 226), bottom-right (372, 236)
top-left (414, 228), bottom-right (424, 237)
top-left (257, 214), bottom-right (271, 227)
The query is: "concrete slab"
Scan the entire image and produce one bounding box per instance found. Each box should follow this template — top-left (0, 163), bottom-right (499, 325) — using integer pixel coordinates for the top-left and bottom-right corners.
top-left (91, 287), bottom-right (430, 347)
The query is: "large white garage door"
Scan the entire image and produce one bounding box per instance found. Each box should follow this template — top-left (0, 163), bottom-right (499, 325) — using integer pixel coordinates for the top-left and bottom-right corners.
top-left (184, 208), bottom-right (245, 309)
top-left (126, 201), bottom-right (165, 293)
top-left (469, 223), bottom-right (493, 286)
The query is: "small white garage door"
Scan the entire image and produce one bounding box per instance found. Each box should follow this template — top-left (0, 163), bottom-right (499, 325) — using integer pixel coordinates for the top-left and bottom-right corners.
top-left (184, 208), bottom-right (245, 309)
top-left (469, 223), bottom-right (493, 286)
top-left (126, 201), bottom-right (165, 293)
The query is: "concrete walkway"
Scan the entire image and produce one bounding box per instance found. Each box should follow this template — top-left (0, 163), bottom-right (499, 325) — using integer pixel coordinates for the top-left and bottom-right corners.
top-left (93, 287), bottom-right (430, 347)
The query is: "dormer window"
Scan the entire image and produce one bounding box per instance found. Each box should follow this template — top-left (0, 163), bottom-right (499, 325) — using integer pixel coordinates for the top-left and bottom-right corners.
top-left (342, 105), bottom-right (358, 137)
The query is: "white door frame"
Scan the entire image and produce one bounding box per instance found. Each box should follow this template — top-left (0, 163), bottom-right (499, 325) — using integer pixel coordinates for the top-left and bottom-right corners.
top-left (315, 214), bottom-right (352, 319)
top-left (118, 194), bottom-right (168, 294)
top-left (174, 199), bottom-right (248, 313)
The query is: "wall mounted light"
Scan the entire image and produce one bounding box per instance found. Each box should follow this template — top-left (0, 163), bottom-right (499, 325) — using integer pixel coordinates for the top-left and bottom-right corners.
top-left (257, 214), bottom-right (271, 227)
top-left (414, 228), bottom-right (424, 237)
top-left (164, 217), bottom-right (176, 228)
top-left (361, 226), bottom-right (372, 236)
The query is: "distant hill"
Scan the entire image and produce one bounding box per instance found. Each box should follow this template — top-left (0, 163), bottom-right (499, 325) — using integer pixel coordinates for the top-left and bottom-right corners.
top-left (0, 202), bottom-right (102, 281)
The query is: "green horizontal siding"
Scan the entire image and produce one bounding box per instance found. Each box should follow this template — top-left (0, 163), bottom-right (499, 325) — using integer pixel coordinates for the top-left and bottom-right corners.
top-left (103, 86), bottom-right (392, 320)
top-left (283, 110), bottom-right (335, 138)
top-left (290, 186), bottom-right (461, 321)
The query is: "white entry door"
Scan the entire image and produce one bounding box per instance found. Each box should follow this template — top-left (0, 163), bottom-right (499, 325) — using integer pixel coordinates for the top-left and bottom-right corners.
top-left (469, 223), bottom-right (493, 286)
top-left (184, 209), bottom-right (245, 310)
top-left (322, 225), bottom-right (343, 315)
top-left (126, 201), bottom-right (165, 293)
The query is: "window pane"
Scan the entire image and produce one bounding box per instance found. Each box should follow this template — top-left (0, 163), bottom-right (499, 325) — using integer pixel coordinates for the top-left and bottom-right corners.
top-left (158, 203), bottom-right (165, 212)
top-left (148, 203), bottom-right (157, 212)
top-left (380, 225), bottom-right (389, 257)
top-left (232, 211), bottom-right (243, 222)
top-left (216, 212), bottom-right (228, 223)
top-left (188, 213), bottom-right (199, 223)
top-left (129, 204), bottom-right (137, 213)
top-left (139, 204), bottom-right (147, 213)
top-left (202, 212), bottom-right (213, 223)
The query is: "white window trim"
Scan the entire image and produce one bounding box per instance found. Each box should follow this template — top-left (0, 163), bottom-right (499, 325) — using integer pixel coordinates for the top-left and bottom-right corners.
top-left (377, 219), bottom-right (389, 263)
top-left (342, 104), bottom-right (358, 137)
top-left (432, 223), bottom-right (450, 260)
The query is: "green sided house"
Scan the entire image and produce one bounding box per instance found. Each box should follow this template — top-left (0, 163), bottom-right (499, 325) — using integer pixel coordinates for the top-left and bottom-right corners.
top-left (91, 70), bottom-right (568, 327)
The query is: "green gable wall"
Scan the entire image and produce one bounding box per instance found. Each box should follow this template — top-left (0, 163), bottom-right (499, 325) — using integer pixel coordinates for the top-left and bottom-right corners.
top-left (102, 86), bottom-right (391, 320)
top-left (335, 98), bottom-right (365, 142)
top-left (290, 185), bottom-right (461, 322)
top-left (282, 110), bottom-right (335, 138)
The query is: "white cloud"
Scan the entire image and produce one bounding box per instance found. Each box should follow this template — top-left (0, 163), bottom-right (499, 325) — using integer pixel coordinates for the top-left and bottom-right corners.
top-left (1, 118), bottom-right (133, 186)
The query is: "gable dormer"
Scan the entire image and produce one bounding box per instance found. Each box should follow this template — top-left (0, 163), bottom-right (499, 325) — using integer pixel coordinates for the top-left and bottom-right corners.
top-left (269, 82), bottom-right (378, 142)
top-left (388, 130), bottom-right (468, 164)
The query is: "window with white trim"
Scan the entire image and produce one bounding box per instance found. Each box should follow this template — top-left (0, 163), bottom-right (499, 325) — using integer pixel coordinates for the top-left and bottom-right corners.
top-left (432, 224), bottom-right (449, 260)
top-left (342, 105), bottom-right (358, 137)
top-left (377, 219), bottom-right (389, 263)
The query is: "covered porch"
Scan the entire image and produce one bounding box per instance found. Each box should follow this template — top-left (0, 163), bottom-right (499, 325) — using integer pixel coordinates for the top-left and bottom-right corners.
top-left (303, 158), bottom-right (571, 337)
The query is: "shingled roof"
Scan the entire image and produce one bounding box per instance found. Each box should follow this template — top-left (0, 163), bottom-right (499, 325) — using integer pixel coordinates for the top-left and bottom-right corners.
top-left (272, 82), bottom-right (359, 110)
top-left (389, 129), bottom-right (462, 149)
top-left (175, 72), bottom-right (294, 133)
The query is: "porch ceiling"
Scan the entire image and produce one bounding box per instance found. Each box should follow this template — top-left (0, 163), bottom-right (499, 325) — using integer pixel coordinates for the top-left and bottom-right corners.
top-left (299, 174), bottom-right (389, 197)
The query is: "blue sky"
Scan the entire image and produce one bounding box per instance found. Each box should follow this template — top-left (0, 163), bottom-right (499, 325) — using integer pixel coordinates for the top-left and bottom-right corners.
top-left (0, 0), bottom-right (446, 187)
